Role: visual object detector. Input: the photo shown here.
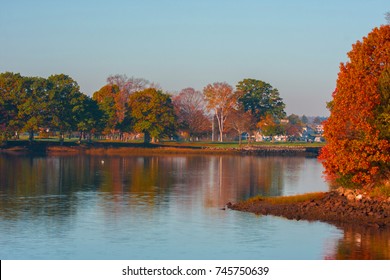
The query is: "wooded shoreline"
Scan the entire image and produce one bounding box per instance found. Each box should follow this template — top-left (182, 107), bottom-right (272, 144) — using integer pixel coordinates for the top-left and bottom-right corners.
top-left (0, 140), bottom-right (322, 156)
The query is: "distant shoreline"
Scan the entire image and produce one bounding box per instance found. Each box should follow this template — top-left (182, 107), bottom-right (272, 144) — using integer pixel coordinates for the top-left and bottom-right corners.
top-left (0, 140), bottom-right (322, 157)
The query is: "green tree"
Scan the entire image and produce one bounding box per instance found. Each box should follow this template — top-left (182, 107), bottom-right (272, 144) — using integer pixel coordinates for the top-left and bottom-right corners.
top-left (128, 88), bottom-right (176, 143)
top-left (106, 74), bottom-right (157, 133)
top-left (47, 74), bottom-right (86, 142)
top-left (17, 76), bottom-right (51, 142)
top-left (73, 94), bottom-right (104, 141)
top-left (236, 78), bottom-right (286, 121)
top-left (301, 115), bottom-right (309, 124)
top-left (0, 72), bottom-right (24, 141)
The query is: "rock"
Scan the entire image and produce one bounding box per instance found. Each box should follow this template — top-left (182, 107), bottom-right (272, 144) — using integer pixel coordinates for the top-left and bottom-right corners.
top-left (337, 187), bottom-right (345, 195)
top-left (343, 189), bottom-right (351, 194)
top-left (229, 191), bottom-right (390, 229)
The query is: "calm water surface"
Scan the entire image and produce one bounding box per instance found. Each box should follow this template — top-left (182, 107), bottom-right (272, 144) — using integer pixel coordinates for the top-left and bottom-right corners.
top-left (0, 154), bottom-right (389, 259)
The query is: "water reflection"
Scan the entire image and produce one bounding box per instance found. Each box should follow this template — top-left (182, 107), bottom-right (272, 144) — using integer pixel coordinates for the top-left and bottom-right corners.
top-left (325, 226), bottom-right (390, 260)
top-left (0, 154), bottom-right (389, 259)
top-left (0, 155), bottom-right (315, 211)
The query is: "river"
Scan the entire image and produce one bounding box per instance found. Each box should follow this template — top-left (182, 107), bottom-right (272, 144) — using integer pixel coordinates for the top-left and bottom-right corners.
top-left (0, 153), bottom-right (389, 259)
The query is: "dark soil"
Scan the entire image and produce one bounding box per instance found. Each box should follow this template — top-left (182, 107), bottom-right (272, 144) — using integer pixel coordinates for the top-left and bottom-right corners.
top-left (228, 190), bottom-right (390, 229)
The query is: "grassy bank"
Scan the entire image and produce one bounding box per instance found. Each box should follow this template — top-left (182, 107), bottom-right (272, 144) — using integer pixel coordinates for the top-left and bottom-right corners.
top-left (228, 189), bottom-right (390, 228)
top-left (245, 192), bottom-right (327, 205)
top-left (0, 139), bottom-right (324, 156)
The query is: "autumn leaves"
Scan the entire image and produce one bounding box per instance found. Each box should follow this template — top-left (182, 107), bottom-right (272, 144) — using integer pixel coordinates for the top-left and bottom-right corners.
top-left (320, 25), bottom-right (390, 188)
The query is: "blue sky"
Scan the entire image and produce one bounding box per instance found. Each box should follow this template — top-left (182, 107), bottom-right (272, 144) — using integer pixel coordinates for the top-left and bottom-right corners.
top-left (1, 0), bottom-right (389, 116)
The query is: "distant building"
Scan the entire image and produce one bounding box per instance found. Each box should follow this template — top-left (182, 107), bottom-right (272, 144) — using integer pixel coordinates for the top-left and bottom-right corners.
top-left (280, 119), bottom-right (289, 125)
top-left (299, 125), bottom-right (319, 142)
top-left (315, 124), bottom-right (324, 134)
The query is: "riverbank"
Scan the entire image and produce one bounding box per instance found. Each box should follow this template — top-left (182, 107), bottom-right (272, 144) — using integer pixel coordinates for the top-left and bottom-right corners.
top-left (228, 188), bottom-right (390, 229)
top-left (0, 140), bottom-right (323, 156)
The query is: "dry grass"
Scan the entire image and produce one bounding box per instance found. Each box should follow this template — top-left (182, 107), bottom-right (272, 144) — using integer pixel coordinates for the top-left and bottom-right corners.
top-left (247, 192), bottom-right (326, 205)
top-left (84, 147), bottom-right (209, 155)
top-left (368, 179), bottom-right (390, 199)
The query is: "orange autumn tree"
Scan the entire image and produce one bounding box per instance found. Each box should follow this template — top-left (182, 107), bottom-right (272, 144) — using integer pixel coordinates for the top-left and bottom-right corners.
top-left (320, 25), bottom-right (390, 188)
top-left (203, 82), bottom-right (239, 142)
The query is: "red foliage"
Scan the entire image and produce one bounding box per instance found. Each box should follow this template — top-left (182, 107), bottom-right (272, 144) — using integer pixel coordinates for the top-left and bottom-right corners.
top-left (319, 25), bottom-right (390, 187)
top-left (172, 88), bottom-right (210, 139)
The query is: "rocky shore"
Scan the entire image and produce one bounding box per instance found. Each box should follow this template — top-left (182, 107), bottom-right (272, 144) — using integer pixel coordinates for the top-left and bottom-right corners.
top-left (228, 188), bottom-right (390, 229)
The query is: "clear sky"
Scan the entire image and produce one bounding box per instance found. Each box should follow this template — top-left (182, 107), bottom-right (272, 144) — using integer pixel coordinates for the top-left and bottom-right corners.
top-left (1, 0), bottom-right (389, 116)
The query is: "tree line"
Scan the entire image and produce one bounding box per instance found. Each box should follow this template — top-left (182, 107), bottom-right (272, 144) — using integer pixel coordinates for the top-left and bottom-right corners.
top-left (0, 73), bottom-right (102, 143)
top-left (1, 72), bottom-right (315, 144)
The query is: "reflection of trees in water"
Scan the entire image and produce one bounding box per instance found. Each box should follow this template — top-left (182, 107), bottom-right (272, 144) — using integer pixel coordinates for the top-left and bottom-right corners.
top-left (325, 226), bottom-right (390, 260)
top-left (252, 157), bottom-right (285, 197)
top-left (0, 154), bottom-right (100, 195)
top-left (0, 155), bottom-right (98, 221)
top-left (280, 156), bottom-right (306, 188)
top-left (4, 154), bottom-right (389, 260)
top-left (201, 156), bottom-right (306, 207)
top-left (0, 154), bottom-right (308, 217)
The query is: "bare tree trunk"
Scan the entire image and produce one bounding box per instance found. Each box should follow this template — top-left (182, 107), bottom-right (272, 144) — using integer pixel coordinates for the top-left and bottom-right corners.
top-left (215, 111), bottom-right (224, 142)
top-left (212, 115), bottom-right (215, 142)
top-left (59, 132), bottom-right (64, 145)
